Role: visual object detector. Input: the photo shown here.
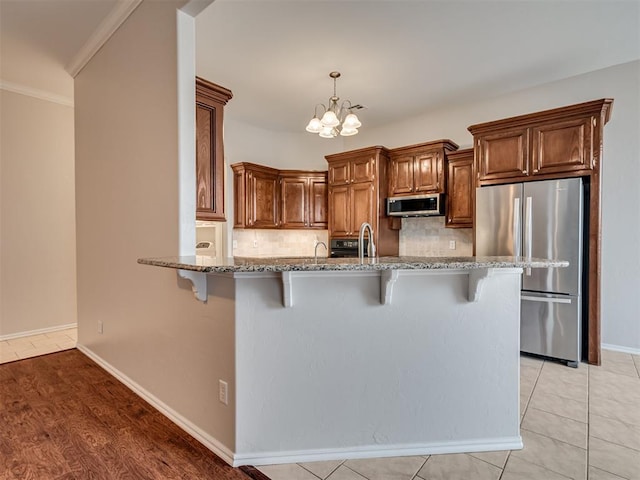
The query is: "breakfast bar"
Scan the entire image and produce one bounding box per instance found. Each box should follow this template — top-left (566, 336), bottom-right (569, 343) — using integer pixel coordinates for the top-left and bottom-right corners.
top-left (138, 255), bottom-right (566, 466)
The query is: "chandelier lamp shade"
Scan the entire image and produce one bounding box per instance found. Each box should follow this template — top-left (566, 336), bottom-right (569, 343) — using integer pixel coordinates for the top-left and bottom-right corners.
top-left (305, 71), bottom-right (363, 138)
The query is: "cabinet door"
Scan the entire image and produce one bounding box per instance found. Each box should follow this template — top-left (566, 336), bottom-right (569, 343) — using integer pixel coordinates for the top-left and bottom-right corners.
top-left (249, 171), bottom-right (279, 228)
top-left (351, 182), bottom-right (375, 235)
top-left (329, 185), bottom-right (350, 236)
top-left (195, 99), bottom-right (225, 220)
top-left (329, 161), bottom-right (350, 185)
top-left (309, 177), bottom-right (328, 229)
top-left (414, 151), bottom-right (442, 193)
top-left (233, 170), bottom-right (246, 227)
top-left (446, 156), bottom-right (473, 228)
top-left (389, 155), bottom-right (414, 195)
top-left (280, 176), bottom-right (308, 228)
top-left (351, 156), bottom-right (376, 184)
top-left (477, 128), bottom-right (529, 182)
top-left (532, 117), bottom-right (593, 175)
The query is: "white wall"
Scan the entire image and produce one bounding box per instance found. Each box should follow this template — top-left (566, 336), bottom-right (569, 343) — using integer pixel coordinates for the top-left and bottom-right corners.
top-left (345, 60), bottom-right (640, 353)
top-left (74, 0), bottom-right (236, 457)
top-left (0, 89), bottom-right (77, 337)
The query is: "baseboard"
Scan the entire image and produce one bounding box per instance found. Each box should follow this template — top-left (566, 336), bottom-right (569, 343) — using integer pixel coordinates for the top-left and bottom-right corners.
top-left (602, 343), bottom-right (640, 355)
top-left (232, 436), bottom-right (523, 467)
top-left (0, 323), bottom-right (77, 341)
top-left (76, 344), bottom-right (236, 466)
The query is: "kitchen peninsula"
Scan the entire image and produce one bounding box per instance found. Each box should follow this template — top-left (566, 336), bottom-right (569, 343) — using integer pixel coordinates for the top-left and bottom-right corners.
top-left (138, 255), bottom-right (566, 466)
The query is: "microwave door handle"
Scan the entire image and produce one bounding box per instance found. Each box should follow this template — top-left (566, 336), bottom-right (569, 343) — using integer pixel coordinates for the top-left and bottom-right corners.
top-left (513, 197), bottom-right (521, 257)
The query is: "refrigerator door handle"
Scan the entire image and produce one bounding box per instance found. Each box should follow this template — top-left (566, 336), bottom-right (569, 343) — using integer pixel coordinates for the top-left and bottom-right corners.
top-left (524, 196), bottom-right (533, 275)
top-left (513, 197), bottom-right (521, 257)
top-left (521, 295), bottom-right (573, 304)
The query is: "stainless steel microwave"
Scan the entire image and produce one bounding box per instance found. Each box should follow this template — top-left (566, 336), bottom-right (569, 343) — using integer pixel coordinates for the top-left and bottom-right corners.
top-left (386, 193), bottom-right (445, 217)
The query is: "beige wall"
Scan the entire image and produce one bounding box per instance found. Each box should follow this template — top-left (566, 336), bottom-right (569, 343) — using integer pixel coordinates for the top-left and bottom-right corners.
top-left (74, 0), bottom-right (236, 455)
top-left (0, 89), bottom-right (77, 337)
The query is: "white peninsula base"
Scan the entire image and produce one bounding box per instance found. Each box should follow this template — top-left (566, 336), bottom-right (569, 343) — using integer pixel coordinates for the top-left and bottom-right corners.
top-left (231, 268), bottom-right (522, 466)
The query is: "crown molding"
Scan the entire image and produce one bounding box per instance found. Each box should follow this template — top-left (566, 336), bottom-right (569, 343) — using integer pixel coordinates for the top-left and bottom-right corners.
top-left (65, 0), bottom-right (143, 78)
top-left (0, 80), bottom-right (74, 107)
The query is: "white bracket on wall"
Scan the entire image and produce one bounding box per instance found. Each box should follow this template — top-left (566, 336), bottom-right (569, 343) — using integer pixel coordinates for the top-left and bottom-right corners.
top-left (380, 270), bottom-right (399, 305)
top-left (468, 268), bottom-right (495, 302)
top-left (282, 271), bottom-right (293, 307)
top-left (178, 270), bottom-right (208, 303)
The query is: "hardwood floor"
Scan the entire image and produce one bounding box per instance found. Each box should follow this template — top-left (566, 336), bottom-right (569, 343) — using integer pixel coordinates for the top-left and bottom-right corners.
top-left (0, 349), bottom-right (268, 480)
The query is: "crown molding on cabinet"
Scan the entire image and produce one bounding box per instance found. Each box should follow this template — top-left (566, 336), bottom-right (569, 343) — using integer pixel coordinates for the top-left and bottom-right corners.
top-left (0, 80), bottom-right (74, 107)
top-left (65, 0), bottom-right (143, 78)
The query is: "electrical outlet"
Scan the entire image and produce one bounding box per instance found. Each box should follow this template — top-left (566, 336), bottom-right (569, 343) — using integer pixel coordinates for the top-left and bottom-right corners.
top-left (232, 240), bottom-right (238, 249)
top-left (97, 321), bottom-right (104, 334)
top-left (253, 240), bottom-right (258, 248)
top-left (449, 240), bottom-right (456, 250)
top-left (218, 380), bottom-right (228, 405)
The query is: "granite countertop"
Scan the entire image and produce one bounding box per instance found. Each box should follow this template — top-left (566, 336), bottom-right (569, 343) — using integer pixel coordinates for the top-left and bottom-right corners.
top-left (137, 256), bottom-right (568, 273)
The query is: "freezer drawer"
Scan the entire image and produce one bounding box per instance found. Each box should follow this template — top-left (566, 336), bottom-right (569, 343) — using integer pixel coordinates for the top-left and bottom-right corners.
top-left (521, 292), bottom-right (581, 364)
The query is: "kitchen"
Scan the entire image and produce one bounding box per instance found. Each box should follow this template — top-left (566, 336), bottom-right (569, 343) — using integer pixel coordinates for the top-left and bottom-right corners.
top-left (2, 0), bottom-right (639, 479)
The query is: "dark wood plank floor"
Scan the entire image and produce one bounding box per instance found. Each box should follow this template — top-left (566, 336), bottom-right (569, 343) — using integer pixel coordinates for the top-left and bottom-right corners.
top-left (0, 349), bottom-right (270, 480)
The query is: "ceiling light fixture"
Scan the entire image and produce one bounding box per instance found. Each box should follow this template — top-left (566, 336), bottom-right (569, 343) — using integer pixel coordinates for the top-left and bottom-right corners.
top-left (305, 71), bottom-right (362, 138)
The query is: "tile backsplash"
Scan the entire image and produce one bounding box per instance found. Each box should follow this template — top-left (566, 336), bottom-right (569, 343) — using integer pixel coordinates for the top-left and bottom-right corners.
top-left (399, 217), bottom-right (473, 257)
top-left (232, 217), bottom-right (472, 258)
top-left (233, 229), bottom-right (329, 257)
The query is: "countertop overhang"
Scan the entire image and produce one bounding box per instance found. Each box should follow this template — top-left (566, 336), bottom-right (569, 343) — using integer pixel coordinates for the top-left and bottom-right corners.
top-left (137, 255), bottom-right (568, 273)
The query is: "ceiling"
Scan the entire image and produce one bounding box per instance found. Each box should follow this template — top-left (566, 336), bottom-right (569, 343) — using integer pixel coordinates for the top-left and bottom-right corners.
top-left (1, 0), bottom-right (638, 130)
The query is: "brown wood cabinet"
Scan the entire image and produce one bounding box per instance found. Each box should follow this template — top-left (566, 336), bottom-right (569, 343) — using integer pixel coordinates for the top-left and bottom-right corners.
top-left (325, 146), bottom-right (399, 256)
top-left (468, 99), bottom-right (614, 366)
top-left (388, 140), bottom-right (459, 197)
top-left (470, 101), bottom-right (604, 186)
top-left (445, 148), bottom-right (474, 228)
top-left (195, 77), bottom-right (232, 221)
top-left (231, 163), bottom-right (327, 229)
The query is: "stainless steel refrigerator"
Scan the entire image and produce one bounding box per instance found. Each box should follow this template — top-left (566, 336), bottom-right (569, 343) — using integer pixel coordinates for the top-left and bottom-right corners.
top-left (476, 178), bottom-right (584, 366)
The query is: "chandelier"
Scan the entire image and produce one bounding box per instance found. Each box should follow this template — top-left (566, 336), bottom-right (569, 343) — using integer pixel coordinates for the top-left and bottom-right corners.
top-left (305, 71), bottom-right (362, 138)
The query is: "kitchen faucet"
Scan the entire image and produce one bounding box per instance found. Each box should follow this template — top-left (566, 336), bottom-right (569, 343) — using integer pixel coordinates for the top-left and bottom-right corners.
top-left (314, 241), bottom-right (327, 262)
top-left (358, 222), bottom-right (376, 261)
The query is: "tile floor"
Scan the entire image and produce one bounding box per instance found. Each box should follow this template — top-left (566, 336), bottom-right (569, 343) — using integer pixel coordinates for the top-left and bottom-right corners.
top-left (0, 327), bottom-right (77, 364)
top-left (258, 350), bottom-right (640, 480)
top-left (1, 330), bottom-right (638, 479)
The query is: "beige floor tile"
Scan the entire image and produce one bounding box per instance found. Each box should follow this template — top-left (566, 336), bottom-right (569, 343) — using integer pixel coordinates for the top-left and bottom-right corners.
top-left (56, 340), bottom-right (76, 350)
top-left (521, 365), bottom-right (541, 382)
top-left (416, 453), bottom-right (501, 480)
top-left (29, 336), bottom-right (65, 348)
top-left (602, 349), bottom-right (635, 364)
top-left (521, 373), bottom-right (537, 399)
top-left (259, 463), bottom-right (322, 480)
top-left (0, 351), bottom-right (19, 363)
top-left (520, 355), bottom-right (544, 369)
top-left (501, 456), bottom-right (572, 480)
top-left (326, 465), bottom-right (367, 480)
top-left (588, 437), bottom-right (640, 480)
top-left (528, 389), bottom-right (587, 423)
top-left (522, 408), bottom-right (587, 449)
top-left (511, 430), bottom-right (586, 480)
top-left (16, 344), bottom-right (61, 360)
top-left (590, 413), bottom-right (640, 451)
top-left (541, 362), bottom-right (589, 384)
top-left (588, 466), bottom-right (628, 480)
top-left (590, 394), bottom-right (640, 427)
top-left (599, 356), bottom-right (640, 378)
top-left (299, 460), bottom-right (344, 479)
top-left (344, 456), bottom-right (425, 480)
top-left (590, 369), bottom-right (640, 407)
top-left (468, 450), bottom-right (509, 469)
top-left (534, 375), bottom-right (588, 403)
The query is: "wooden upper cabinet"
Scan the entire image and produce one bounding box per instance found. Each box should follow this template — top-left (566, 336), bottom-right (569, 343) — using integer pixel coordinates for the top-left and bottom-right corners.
top-left (329, 161), bottom-right (350, 186)
top-left (328, 185), bottom-right (350, 237)
top-left (469, 99), bottom-right (612, 186)
top-left (232, 163), bottom-right (327, 229)
top-left (195, 77), bottom-right (232, 221)
top-left (532, 116), bottom-right (594, 175)
top-left (351, 182), bottom-right (375, 231)
top-left (446, 148), bottom-right (474, 228)
top-left (351, 156), bottom-right (376, 183)
top-left (476, 128), bottom-right (529, 182)
top-left (388, 140), bottom-right (458, 196)
top-left (248, 169), bottom-right (279, 228)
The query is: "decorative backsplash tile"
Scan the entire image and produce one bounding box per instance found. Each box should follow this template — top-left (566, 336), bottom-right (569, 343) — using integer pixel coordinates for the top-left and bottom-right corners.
top-left (233, 229), bottom-right (329, 258)
top-left (399, 217), bottom-right (473, 257)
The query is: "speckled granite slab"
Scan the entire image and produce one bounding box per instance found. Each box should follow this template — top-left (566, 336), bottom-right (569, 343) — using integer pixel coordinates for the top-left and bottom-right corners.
top-left (137, 256), bottom-right (568, 273)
